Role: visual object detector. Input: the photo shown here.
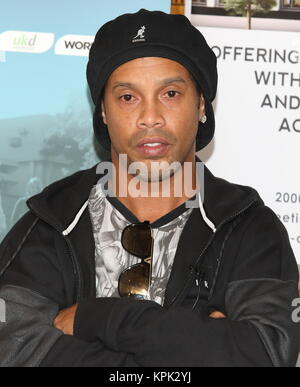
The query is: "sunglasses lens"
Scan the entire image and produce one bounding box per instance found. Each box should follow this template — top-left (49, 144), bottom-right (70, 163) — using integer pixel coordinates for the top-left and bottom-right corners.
top-left (118, 261), bottom-right (150, 298)
top-left (121, 223), bottom-right (152, 258)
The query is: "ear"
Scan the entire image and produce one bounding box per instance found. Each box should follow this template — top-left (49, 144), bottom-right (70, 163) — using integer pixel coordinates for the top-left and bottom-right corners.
top-left (198, 94), bottom-right (206, 120)
top-left (101, 100), bottom-right (107, 124)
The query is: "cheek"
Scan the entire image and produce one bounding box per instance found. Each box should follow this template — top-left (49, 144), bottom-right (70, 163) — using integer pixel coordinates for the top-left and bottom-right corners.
top-left (105, 100), bottom-right (136, 128)
top-left (167, 106), bottom-right (199, 138)
top-left (105, 111), bottom-right (136, 147)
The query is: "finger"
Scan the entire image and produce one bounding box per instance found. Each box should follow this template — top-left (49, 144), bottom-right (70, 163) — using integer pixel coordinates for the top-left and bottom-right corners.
top-left (54, 317), bottom-right (63, 330)
top-left (53, 312), bottom-right (66, 330)
top-left (209, 311), bottom-right (226, 319)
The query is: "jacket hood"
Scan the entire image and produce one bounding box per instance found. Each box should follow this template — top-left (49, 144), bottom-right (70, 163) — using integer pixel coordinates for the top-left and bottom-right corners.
top-left (26, 156), bottom-right (263, 235)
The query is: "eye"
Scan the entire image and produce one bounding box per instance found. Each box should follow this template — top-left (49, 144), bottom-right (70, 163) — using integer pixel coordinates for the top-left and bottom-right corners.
top-left (165, 90), bottom-right (179, 98)
top-left (120, 94), bottom-right (134, 102)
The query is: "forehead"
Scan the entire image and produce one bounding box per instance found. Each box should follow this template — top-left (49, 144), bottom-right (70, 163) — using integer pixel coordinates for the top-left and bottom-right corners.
top-left (106, 57), bottom-right (191, 83)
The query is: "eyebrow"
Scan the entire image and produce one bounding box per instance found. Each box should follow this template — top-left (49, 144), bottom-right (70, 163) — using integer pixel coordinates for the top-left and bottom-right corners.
top-left (161, 77), bottom-right (187, 85)
top-left (112, 77), bottom-right (187, 90)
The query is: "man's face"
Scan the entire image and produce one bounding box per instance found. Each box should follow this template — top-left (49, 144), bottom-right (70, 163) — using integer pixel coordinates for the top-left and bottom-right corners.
top-left (101, 57), bottom-right (205, 178)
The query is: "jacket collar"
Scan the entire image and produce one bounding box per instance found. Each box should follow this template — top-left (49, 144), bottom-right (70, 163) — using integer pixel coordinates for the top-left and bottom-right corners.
top-left (27, 156), bottom-right (263, 235)
top-left (27, 162), bottom-right (101, 233)
top-left (202, 161), bottom-right (262, 228)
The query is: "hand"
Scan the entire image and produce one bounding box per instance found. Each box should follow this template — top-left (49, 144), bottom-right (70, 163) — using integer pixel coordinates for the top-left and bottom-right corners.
top-left (209, 311), bottom-right (226, 319)
top-left (54, 304), bottom-right (79, 335)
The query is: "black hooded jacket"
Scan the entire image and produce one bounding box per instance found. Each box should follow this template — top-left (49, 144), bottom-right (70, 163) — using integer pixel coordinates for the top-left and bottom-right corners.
top-left (0, 158), bottom-right (299, 367)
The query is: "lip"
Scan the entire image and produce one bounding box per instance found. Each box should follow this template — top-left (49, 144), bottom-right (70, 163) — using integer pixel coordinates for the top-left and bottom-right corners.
top-left (135, 137), bottom-right (171, 157)
top-left (136, 137), bottom-right (170, 147)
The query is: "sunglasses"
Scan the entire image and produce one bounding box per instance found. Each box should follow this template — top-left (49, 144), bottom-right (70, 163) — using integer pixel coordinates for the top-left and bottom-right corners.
top-left (119, 220), bottom-right (153, 300)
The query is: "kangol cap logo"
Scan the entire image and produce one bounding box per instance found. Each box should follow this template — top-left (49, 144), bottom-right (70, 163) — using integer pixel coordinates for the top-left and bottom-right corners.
top-left (132, 26), bottom-right (146, 43)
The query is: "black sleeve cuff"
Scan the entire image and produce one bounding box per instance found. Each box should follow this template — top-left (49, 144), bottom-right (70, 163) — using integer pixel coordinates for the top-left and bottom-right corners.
top-left (73, 297), bottom-right (120, 343)
top-left (73, 296), bottom-right (161, 351)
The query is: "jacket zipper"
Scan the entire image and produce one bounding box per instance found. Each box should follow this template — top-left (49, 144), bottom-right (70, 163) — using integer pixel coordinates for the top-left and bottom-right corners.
top-left (27, 203), bottom-right (82, 304)
top-left (64, 236), bottom-right (82, 303)
top-left (168, 198), bottom-right (259, 308)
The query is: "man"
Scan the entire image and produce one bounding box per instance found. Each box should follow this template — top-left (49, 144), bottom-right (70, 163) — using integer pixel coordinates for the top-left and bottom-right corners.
top-left (0, 9), bottom-right (299, 367)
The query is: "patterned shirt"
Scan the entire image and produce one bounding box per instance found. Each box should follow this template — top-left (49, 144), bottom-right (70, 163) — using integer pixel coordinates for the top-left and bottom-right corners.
top-left (88, 181), bottom-right (193, 306)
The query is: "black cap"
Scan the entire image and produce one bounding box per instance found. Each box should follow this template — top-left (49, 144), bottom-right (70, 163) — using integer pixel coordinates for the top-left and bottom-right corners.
top-left (87, 9), bottom-right (218, 152)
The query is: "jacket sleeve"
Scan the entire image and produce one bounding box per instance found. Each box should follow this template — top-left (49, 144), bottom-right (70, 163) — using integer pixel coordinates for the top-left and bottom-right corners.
top-left (0, 213), bottom-right (139, 367)
top-left (73, 206), bottom-right (300, 367)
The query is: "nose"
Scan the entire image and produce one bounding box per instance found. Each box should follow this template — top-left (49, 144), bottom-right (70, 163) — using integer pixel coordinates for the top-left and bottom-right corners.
top-left (136, 99), bottom-right (165, 130)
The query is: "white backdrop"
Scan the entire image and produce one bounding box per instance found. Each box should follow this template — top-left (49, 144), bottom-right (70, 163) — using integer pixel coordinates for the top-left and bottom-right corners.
top-left (195, 27), bottom-right (300, 264)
